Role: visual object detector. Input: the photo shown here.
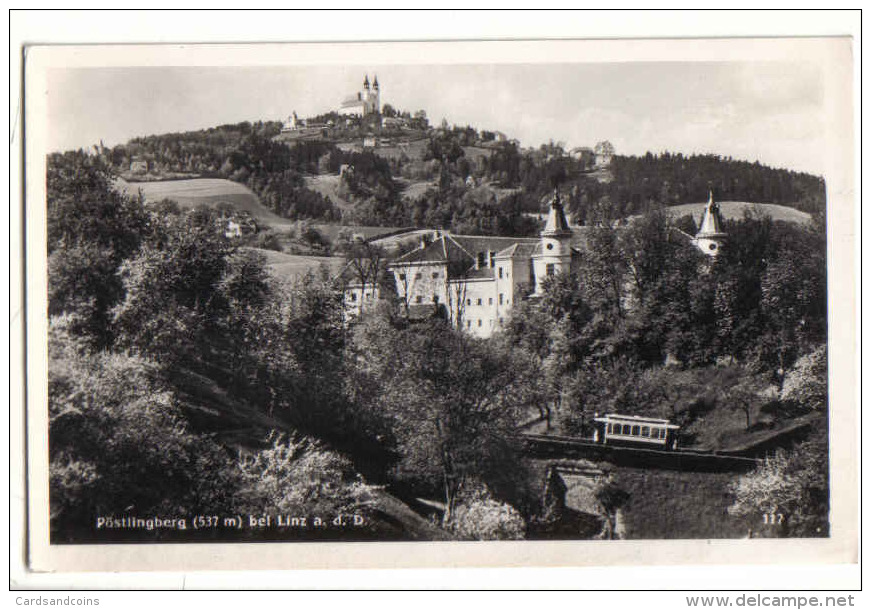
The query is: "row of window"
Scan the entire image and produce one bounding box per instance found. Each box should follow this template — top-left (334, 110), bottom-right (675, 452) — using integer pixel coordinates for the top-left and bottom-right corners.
top-left (465, 318), bottom-right (504, 329)
top-left (606, 423), bottom-right (668, 440)
top-left (347, 292), bottom-right (374, 302)
top-left (466, 294), bottom-right (507, 307)
top-left (398, 272), bottom-right (439, 281)
top-left (398, 267), bottom-right (509, 281)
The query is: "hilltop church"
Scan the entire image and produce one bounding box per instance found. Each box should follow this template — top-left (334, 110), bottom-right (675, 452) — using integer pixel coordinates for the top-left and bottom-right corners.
top-left (338, 74), bottom-right (381, 117)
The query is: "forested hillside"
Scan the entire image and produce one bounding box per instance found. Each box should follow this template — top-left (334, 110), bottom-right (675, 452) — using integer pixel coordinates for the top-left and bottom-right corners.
top-left (97, 120), bottom-right (826, 237)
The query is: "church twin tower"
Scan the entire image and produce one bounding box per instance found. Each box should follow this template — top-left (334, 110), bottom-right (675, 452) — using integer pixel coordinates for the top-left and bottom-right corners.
top-left (338, 74), bottom-right (381, 117)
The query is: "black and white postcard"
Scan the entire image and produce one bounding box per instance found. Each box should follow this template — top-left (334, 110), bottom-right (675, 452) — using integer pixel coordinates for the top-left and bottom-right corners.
top-left (19, 35), bottom-right (857, 574)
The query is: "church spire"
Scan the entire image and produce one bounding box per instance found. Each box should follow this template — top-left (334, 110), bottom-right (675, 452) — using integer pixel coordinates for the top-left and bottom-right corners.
top-left (694, 190), bottom-right (727, 256)
top-left (697, 190), bottom-right (726, 238)
top-left (541, 190), bottom-right (572, 237)
top-left (373, 74), bottom-right (379, 90)
top-left (363, 74), bottom-right (370, 90)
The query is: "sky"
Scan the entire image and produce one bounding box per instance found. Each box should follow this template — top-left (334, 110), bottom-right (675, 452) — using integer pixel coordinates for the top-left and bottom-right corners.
top-left (47, 61), bottom-right (826, 175)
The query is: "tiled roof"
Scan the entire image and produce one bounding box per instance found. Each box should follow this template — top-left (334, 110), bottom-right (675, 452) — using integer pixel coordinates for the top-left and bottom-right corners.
top-left (495, 242), bottom-right (540, 259)
top-left (393, 238), bottom-right (453, 264)
top-left (450, 235), bottom-right (538, 257)
top-left (340, 96), bottom-right (365, 108)
top-left (463, 267), bottom-right (495, 280)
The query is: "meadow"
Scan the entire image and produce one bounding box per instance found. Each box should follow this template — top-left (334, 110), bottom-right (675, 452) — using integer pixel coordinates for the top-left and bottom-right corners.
top-left (115, 178), bottom-right (294, 227)
top-left (667, 201), bottom-right (812, 225)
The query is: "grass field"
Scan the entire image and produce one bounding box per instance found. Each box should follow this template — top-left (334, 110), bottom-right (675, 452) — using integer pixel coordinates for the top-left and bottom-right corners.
top-left (396, 178), bottom-right (438, 200)
top-left (303, 174), bottom-right (356, 211)
top-left (116, 178), bottom-right (294, 227)
top-left (249, 247), bottom-right (346, 283)
top-left (667, 201), bottom-right (811, 225)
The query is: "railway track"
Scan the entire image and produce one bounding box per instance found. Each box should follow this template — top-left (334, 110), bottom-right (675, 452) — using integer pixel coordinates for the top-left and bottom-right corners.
top-left (519, 432), bottom-right (760, 472)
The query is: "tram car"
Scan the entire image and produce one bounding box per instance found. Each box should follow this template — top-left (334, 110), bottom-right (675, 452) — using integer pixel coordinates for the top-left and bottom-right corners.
top-left (591, 413), bottom-right (681, 450)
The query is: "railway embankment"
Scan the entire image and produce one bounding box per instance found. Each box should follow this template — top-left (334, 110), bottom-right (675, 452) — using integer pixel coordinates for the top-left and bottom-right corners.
top-left (519, 433), bottom-right (759, 472)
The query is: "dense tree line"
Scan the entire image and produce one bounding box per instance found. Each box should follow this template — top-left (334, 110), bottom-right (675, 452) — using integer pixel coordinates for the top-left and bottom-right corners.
top-left (563, 153), bottom-right (826, 224)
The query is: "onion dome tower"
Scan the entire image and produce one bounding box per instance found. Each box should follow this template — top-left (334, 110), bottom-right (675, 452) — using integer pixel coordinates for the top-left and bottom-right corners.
top-left (693, 191), bottom-right (727, 257)
top-left (532, 190), bottom-right (575, 295)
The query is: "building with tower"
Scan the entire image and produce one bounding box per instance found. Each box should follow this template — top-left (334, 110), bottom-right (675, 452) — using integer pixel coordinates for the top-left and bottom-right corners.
top-left (338, 74), bottom-right (381, 117)
top-left (348, 191), bottom-right (581, 338)
top-left (531, 191), bottom-right (582, 295)
top-left (692, 191), bottom-right (727, 256)
top-left (342, 191), bottom-right (730, 336)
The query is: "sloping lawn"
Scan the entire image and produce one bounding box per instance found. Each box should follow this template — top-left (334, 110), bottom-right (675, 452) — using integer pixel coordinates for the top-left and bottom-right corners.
top-left (613, 466), bottom-right (752, 539)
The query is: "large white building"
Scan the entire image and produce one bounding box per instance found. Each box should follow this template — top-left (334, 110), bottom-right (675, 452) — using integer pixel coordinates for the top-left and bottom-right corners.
top-left (338, 74), bottom-right (381, 117)
top-left (384, 192), bottom-right (581, 337)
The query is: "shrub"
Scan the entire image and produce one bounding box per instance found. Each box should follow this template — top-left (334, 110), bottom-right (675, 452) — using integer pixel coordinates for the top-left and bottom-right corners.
top-left (445, 483), bottom-right (525, 540)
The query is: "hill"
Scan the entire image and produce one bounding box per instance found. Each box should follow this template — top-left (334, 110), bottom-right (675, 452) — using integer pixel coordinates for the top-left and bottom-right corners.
top-left (666, 201), bottom-right (812, 225)
top-left (303, 174), bottom-right (356, 211)
top-left (116, 178), bottom-right (294, 227)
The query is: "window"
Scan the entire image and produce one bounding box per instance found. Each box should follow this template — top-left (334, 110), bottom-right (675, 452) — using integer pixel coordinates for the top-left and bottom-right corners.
top-left (499, 317), bottom-right (504, 325)
top-left (432, 295), bottom-right (439, 303)
top-left (467, 320), bottom-right (471, 328)
top-left (366, 293), bottom-right (371, 300)
top-left (606, 423), bottom-right (613, 434)
top-left (489, 252), bottom-right (496, 268)
top-left (432, 272), bottom-right (439, 279)
top-left (652, 428), bottom-right (661, 439)
top-left (546, 243), bottom-right (554, 250)
top-left (477, 319), bottom-right (482, 327)
top-left (488, 297), bottom-right (493, 305)
top-left (399, 273), bottom-right (406, 281)
top-left (415, 295), bottom-right (423, 304)
top-left (477, 298), bottom-right (482, 306)
top-left (498, 266), bottom-right (503, 279)
top-left (631, 425), bottom-right (640, 436)
top-left (622, 424), bottom-right (631, 435)
top-left (477, 252), bottom-right (486, 268)
top-left (415, 272), bottom-right (422, 280)
top-left (349, 293), bottom-right (357, 302)
top-left (641, 426), bottom-right (650, 437)
top-left (546, 263), bottom-right (556, 277)
top-left (467, 298), bottom-right (472, 306)
top-left (499, 293), bottom-right (504, 305)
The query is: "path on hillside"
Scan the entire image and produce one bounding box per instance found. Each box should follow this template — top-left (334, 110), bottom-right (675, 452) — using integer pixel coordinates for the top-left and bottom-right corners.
top-left (303, 174), bottom-right (356, 211)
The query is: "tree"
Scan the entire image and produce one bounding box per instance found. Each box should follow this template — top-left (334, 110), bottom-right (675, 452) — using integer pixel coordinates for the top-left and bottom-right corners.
top-left (342, 240), bottom-right (387, 316)
top-left (728, 435), bottom-right (829, 537)
top-left (236, 432), bottom-right (376, 516)
top-left (726, 377), bottom-right (760, 430)
top-left (445, 482), bottom-right (525, 540)
top-left (780, 345), bottom-right (828, 412)
top-left (350, 319), bottom-right (539, 522)
top-left (112, 210), bottom-right (232, 365)
top-left (48, 320), bottom-right (240, 541)
top-left (47, 151), bottom-right (149, 348)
